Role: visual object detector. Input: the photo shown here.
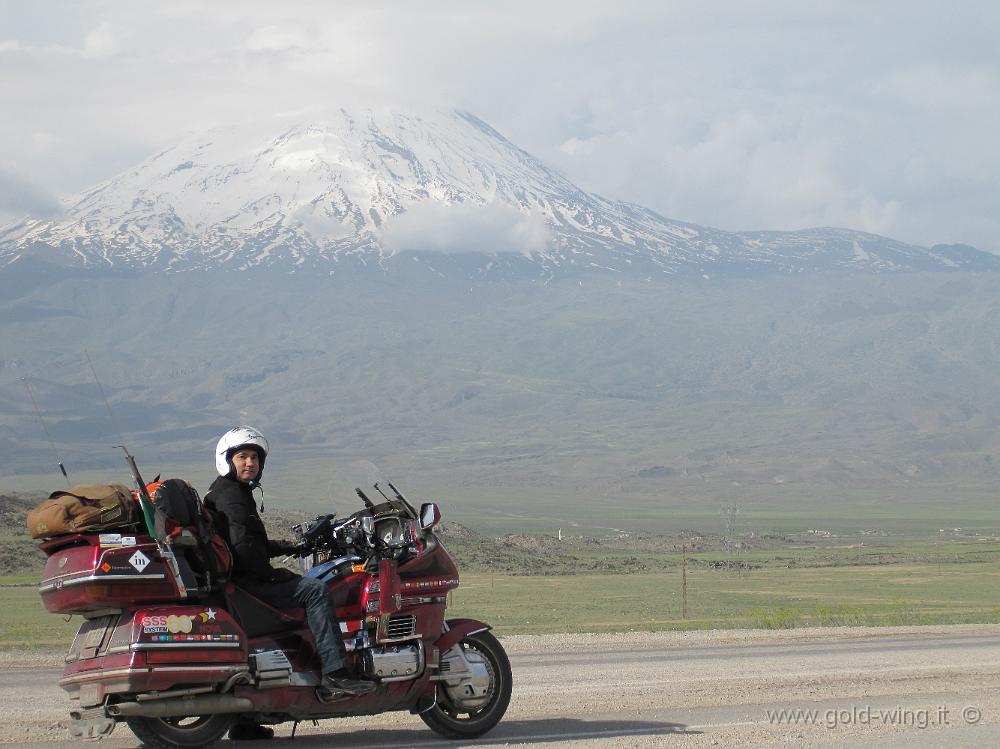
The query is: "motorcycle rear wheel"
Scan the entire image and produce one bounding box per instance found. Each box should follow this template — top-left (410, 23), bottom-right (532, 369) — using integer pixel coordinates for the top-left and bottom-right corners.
top-left (420, 630), bottom-right (512, 739)
top-left (125, 714), bottom-right (235, 748)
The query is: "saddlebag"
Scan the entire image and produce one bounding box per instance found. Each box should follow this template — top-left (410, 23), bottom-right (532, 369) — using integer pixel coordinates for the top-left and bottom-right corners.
top-left (59, 605), bottom-right (248, 709)
top-left (38, 533), bottom-right (177, 613)
top-left (26, 484), bottom-right (138, 539)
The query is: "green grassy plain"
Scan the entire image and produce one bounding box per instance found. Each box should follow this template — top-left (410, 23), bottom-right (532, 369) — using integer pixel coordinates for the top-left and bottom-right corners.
top-left (0, 585), bottom-right (81, 649)
top-left (7, 547), bottom-right (1000, 650)
top-left (7, 492), bottom-right (1000, 649)
top-left (447, 560), bottom-right (1000, 634)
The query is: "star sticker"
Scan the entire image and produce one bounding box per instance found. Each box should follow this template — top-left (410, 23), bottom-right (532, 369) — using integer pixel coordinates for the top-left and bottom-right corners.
top-left (200, 608), bottom-right (217, 622)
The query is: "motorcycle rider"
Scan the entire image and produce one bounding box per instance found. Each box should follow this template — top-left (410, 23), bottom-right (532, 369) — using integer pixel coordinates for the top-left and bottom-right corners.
top-left (204, 426), bottom-right (375, 737)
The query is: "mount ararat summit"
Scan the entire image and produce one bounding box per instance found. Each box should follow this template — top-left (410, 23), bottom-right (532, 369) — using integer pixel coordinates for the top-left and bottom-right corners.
top-left (0, 108), bottom-right (996, 279)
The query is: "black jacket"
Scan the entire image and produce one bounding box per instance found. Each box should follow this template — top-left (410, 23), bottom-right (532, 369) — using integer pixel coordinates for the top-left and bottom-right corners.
top-left (204, 475), bottom-right (285, 581)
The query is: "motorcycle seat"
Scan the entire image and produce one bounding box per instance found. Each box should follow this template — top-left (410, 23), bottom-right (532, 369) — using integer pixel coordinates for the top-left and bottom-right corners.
top-left (224, 583), bottom-right (306, 637)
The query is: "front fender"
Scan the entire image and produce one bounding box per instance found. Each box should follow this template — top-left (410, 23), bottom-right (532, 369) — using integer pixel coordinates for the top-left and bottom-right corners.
top-left (434, 617), bottom-right (491, 653)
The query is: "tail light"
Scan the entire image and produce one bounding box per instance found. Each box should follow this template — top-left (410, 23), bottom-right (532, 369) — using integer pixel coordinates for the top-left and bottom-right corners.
top-left (144, 650), bottom-right (242, 665)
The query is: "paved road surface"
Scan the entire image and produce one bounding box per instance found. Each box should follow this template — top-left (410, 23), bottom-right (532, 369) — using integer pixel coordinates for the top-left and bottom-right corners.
top-left (3, 625), bottom-right (1000, 748)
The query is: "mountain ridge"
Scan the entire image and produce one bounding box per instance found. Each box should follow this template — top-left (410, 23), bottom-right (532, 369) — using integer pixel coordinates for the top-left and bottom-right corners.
top-left (2, 108), bottom-right (996, 279)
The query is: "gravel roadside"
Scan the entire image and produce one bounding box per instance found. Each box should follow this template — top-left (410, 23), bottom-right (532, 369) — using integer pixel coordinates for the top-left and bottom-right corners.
top-left (5, 624), bottom-right (1000, 747)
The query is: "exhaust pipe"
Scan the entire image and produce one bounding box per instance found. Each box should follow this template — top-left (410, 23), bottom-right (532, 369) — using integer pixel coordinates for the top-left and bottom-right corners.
top-left (107, 694), bottom-right (254, 718)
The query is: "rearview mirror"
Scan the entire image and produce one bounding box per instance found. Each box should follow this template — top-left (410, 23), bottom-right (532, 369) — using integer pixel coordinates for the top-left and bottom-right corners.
top-left (419, 502), bottom-right (441, 530)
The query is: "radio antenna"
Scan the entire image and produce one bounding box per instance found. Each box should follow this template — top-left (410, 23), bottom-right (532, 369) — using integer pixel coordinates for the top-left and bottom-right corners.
top-left (22, 377), bottom-right (71, 485)
top-left (355, 488), bottom-right (376, 509)
top-left (85, 349), bottom-right (126, 448)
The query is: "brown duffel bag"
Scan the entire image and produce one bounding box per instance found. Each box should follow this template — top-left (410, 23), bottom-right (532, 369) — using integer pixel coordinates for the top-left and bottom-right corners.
top-left (26, 483), bottom-right (139, 539)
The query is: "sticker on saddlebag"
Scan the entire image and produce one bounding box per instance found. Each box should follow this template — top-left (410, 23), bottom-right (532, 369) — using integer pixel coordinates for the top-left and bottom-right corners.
top-left (129, 550), bottom-right (150, 572)
top-left (141, 613), bottom-right (195, 634)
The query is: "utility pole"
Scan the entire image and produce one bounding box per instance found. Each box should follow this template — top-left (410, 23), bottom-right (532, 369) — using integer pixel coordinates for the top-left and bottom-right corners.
top-left (722, 503), bottom-right (741, 573)
top-left (682, 544), bottom-right (688, 620)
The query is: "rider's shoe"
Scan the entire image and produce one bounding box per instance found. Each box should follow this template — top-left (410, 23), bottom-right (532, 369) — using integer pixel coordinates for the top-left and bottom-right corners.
top-left (228, 722), bottom-right (275, 740)
top-left (317, 670), bottom-right (377, 700)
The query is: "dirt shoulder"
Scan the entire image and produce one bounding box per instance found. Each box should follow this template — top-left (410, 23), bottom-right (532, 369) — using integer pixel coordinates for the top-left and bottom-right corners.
top-left (499, 622), bottom-right (1000, 653)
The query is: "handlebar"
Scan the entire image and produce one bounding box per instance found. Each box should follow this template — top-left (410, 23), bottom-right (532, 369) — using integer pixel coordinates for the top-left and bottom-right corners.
top-left (290, 488), bottom-right (423, 563)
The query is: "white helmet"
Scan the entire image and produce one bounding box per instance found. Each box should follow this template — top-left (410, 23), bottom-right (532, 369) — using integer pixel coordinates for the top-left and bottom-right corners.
top-left (215, 426), bottom-right (269, 479)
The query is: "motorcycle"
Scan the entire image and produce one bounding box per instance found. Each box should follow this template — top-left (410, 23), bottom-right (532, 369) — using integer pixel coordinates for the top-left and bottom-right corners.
top-left (36, 478), bottom-right (512, 747)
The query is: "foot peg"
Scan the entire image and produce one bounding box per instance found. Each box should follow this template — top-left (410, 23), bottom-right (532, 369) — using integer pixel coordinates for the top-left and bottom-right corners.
top-left (317, 673), bottom-right (377, 702)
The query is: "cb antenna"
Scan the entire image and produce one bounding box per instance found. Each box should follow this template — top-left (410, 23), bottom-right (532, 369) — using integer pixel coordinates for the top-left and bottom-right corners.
top-left (85, 349), bottom-right (126, 448)
top-left (355, 488), bottom-right (376, 509)
top-left (386, 480), bottom-right (408, 502)
top-left (386, 480), bottom-right (417, 519)
top-left (86, 353), bottom-right (155, 525)
top-left (21, 377), bottom-right (71, 486)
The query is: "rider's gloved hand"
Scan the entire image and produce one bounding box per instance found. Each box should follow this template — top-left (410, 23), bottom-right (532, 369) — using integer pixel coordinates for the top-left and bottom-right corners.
top-left (267, 567), bottom-right (298, 583)
top-left (268, 539), bottom-right (300, 557)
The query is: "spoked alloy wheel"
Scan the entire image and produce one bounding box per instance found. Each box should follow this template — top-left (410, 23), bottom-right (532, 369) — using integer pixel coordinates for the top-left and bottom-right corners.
top-left (420, 630), bottom-right (512, 739)
top-left (125, 713), bottom-right (235, 748)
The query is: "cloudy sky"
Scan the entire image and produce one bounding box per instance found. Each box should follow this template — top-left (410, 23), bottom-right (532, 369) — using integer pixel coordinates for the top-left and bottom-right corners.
top-left (1, 1), bottom-right (998, 253)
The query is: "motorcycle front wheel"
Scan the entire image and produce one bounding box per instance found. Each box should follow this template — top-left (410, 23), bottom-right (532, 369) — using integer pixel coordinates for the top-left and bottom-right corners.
top-left (125, 714), bottom-right (235, 748)
top-left (420, 630), bottom-right (512, 739)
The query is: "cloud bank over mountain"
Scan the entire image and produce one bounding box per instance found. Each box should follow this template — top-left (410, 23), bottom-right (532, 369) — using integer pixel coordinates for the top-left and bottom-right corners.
top-left (382, 201), bottom-right (552, 256)
top-left (0, 169), bottom-right (63, 225)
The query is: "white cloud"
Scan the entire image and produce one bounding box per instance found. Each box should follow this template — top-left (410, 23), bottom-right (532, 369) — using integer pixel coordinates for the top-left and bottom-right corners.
top-left (0, 169), bottom-right (64, 221)
top-left (382, 201), bottom-right (552, 255)
top-left (81, 22), bottom-right (119, 59)
top-left (559, 137), bottom-right (597, 157)
top-left (245, 25), bottom-right (310, 52)
top-left (875, 63), bottom-right (1000, 115)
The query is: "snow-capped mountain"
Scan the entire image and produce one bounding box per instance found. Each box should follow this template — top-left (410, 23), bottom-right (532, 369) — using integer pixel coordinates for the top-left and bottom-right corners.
top-left (1, 108), bottom-right (996, 278)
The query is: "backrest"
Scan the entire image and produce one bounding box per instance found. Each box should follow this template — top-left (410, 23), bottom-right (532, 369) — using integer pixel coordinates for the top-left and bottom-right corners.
top-left (149, 479), bottom-right (205, 540)
top-left (146, 479), bottom-right (232, 588)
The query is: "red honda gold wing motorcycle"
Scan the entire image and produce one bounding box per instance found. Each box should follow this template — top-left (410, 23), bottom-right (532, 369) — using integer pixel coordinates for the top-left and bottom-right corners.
top-left (37, 478), bottom-right (512, 747)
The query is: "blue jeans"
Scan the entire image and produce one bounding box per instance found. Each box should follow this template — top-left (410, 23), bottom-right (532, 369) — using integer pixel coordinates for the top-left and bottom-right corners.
top-left (241, 574), bottom-right (347, 674)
